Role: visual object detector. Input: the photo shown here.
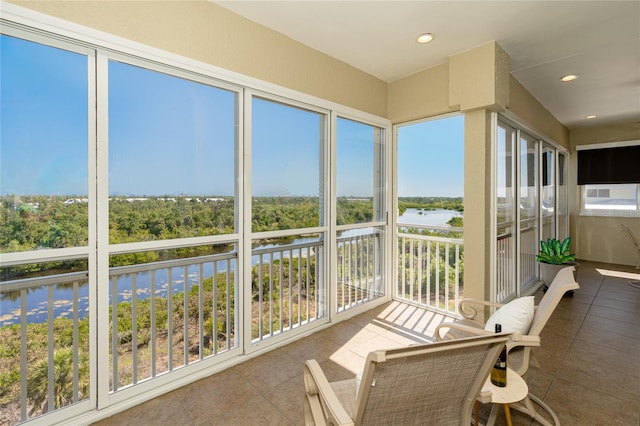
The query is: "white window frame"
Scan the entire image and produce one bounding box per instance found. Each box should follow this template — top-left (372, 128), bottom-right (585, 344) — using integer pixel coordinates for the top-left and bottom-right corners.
top-left (578, 140), bottom-right (640, 218)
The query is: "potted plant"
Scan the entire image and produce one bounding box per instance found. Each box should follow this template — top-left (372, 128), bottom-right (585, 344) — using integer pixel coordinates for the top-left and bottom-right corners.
top-left (536, 237), bottom-right (579, 291)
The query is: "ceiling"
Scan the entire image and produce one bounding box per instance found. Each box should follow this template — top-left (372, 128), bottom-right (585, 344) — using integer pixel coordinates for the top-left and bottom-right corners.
top-left (214, 1), bottom-right (640, 129)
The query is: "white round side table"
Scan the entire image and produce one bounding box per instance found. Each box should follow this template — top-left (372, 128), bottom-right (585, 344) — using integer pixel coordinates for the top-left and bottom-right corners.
top-left (477, 368), bottom-right (528, 426)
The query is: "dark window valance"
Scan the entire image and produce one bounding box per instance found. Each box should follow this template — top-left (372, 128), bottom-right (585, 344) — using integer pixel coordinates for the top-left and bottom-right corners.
top-left (577, 145), bottom-right (640, 185)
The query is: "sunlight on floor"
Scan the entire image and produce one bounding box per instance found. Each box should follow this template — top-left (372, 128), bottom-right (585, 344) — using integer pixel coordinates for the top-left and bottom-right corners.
top-left (595, 268), bottom-right (640, 280)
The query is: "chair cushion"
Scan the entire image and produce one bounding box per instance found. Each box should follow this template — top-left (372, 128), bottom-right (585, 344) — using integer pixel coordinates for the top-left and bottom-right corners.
top-left (484, 296), bottom-right (535, 334)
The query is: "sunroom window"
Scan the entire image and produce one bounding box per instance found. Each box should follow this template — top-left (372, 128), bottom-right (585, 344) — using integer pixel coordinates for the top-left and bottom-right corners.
top-left (578, 142), bottom-right (640, 216)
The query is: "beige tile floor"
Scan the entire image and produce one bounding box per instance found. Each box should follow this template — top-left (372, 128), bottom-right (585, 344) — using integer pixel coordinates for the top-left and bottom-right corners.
top-left (94, 261), bottom-right (640, 425)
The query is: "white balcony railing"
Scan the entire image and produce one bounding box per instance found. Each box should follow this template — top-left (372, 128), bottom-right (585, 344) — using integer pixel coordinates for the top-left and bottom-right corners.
top-left (396, 225), bottom-right (464, 315)
top-left (2, 232), bottom-right (388, 423)
top-left (496, 218), bottom-right (539, 302)
top-left (251, 240), bottom-right (325, 343)
top-left (496, 230), bottom-right (516, 301)
top-left (336, 230), bottom-right (385, 313)
top-left (109, 251), bottom-right (238, 392)
top-left (0, 271), bottom-right (90, 424)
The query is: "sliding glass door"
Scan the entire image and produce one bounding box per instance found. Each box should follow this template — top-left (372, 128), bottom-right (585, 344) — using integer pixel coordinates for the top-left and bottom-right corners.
top-left (495, 118), bottom-right (568, 301)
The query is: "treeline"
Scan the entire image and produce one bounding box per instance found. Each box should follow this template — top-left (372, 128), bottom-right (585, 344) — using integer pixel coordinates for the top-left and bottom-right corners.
top-left (1, 196), bottom-right (381, 253)
top-left (1, 195), bottom-right (462, 279)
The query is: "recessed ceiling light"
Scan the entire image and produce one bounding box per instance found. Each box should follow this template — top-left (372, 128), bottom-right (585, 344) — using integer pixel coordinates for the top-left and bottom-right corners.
top-left (586, 115), bottom-right (597, 119)
top-left (561, 74), bottom-right (578, 82)
top-left (416, 33), bottom-right (434, 44)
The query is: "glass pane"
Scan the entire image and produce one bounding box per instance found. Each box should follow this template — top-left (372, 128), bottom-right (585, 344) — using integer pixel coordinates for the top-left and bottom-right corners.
top-left (496, 122), bottom-right (516, 301)
top-left (541, 145), bottom-right (555, 239)
top-left (396, 115), bottom-right (464, 313)
top-left (0, 35), bottom-right (90, 423)
top-left (251, 97), bottom-right (324, 231)
top-left (584, 184), bottom-right (638, 210)
top-left (496, 123), bottom-right (515, 231)
top-left (336, 117), bottom-right (383, 225)
top-left (519, 132), bottom-right (538, 288)
top-left (108, 61), bottom-right (237, 244)
top-left (557, 152), bottom-right (569, 239)
top-left (397, 115), bottom-right (464, 228)
top-left (1, 35), bottom-right (88, 253)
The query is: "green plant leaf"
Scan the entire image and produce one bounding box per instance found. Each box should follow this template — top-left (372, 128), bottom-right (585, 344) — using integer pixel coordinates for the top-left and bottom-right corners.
top-left (537, 237), bottom-right (574, 265)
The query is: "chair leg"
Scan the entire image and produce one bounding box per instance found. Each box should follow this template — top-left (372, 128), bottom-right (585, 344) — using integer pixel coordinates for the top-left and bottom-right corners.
top-left (486, 403), bottom-right (499, 425)
top-left (509, 393), bottom-right (560, 426)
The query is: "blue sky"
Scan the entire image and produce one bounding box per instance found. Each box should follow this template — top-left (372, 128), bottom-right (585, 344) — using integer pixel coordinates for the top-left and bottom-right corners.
top-left (108, 60), bottom-right (236, 196)
top-left (1, 34), bottom-right (88, 196)
top-left (2, 34), bottom-right (464, 199)
top-left (397, 115), bottom-right (464, 197)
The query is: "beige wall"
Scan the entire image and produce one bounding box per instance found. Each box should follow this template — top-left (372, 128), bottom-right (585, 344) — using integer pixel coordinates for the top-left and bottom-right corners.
top-left (11, 0), bottom-right (388, 117)
top-left (569, 122), bottom-right (640, 266)
top-left (508, 78), bottom-right (570, 149)
top-left (463, 109), bottom-right (494, 301)
top-left (387, 63), bottom-right (454, 123)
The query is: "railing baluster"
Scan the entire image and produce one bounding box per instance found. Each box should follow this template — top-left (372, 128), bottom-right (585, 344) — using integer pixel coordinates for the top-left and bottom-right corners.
top-left (455, 243), bottom-right (460, 315)
top-left (288, 249), bottom-right (293, 328)
top-left (401, 237), bottom-right (406, 299)
top-left (47, 285), bottom-right (54, 412)
top-left (364, 236), bottom-right (370, 300)
top-left (358, 237), bottom-right (363, 302)
top-left (183, 266), bottom-right (188, 366)
top-left (132, 274), bottom-right (138, 384)
top-left (20, 289), bottom-right (27, 422)
top-left (258, 254), bottom-right (263, 340)
top-left (279, 252), bottom-right (284, 331)
top-left (167, 268), bottom-right (173, 371)
top-left (426, 241), bottom-right (431, 305)
top-left (150, 270), bottom-right (157, 377)
top-left (198, 263), bottom-right (204, 360)
top-left (225, 260), bottom-right (232, 350)
top-left (417, 240), bottom-right (423, 304)
top-left (111, 276), bottom-right (119, 390)
top-left (307, 247), bottom-right (311, 320)
top-left (339, 242), bottom-right (345, 310)
top-left (212, 262), bottom-right (218, 355)
top-left (435, 241), bottom-right (440, 309)
top-left (297, 248), bottom-right (302, 326)
top-left (409, 239), bottom-right (415, 301)
top-left (269, 252), bottom-right (274, 336)
top-left (444, 242), bottom-right (450, 310)
top-left (73, 281), bottom-right (79, 402)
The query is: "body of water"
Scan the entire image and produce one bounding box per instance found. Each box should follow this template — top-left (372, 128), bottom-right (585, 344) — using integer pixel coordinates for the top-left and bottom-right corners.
top-left (398, 208), bottom-right (462, 227)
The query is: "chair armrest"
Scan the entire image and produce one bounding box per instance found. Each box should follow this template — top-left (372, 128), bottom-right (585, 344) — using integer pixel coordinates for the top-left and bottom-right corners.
top-left (304, 360), bottom-right (354, 426)
top-left (458, 298), bottom-right (504, 320)
top-left (435, 322), bottom-right (492, 341)
top-left (506, 334), bottom-right (540, 351)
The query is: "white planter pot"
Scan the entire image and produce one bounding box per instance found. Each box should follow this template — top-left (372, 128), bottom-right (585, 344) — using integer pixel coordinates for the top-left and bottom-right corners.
top-left (539, 262), bottom-right (579, 293)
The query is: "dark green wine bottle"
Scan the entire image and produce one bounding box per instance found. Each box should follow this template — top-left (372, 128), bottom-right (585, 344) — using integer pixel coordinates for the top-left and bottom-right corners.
top-left (490, 323), bottom-right (507, 387)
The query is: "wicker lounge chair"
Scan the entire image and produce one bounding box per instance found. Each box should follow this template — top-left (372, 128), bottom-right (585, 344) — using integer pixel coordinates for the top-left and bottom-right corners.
top-left (434, 266), bottom-right (580, 426)
top-left (303, 333), bottom-right (511, 426)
